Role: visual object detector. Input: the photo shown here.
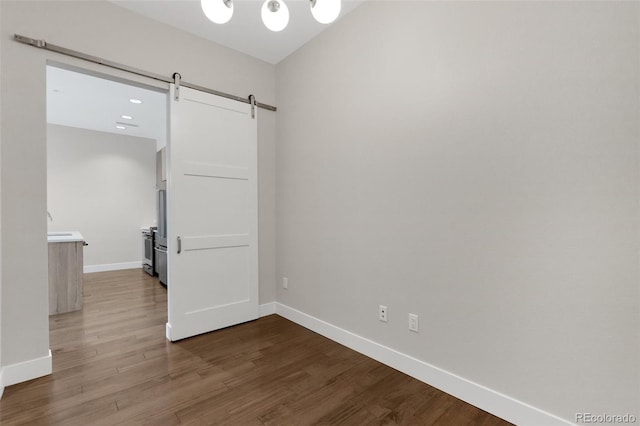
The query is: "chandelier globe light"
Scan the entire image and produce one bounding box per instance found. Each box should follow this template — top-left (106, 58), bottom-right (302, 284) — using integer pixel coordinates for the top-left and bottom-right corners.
top-left (200, 0), bottom-right (234, 24)
top-left (261, 0), bottom-right (290, 32)
top-left (201, 0), bottom-right (342, 32)
top-left (310, 0), bottom-right (341, 24)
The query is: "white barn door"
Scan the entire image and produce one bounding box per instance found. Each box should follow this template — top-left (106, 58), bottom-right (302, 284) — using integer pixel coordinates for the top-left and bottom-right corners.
top-left (166, 84), bottom-right (258, 341)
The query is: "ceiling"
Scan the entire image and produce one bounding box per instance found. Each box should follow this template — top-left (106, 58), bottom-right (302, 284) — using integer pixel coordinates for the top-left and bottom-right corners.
top-left (110, 0), bottom-right (364, 64)
top-left (47, 65), bottom-right (167, 146)
top-left (47, 1), bottom-right (362, 141)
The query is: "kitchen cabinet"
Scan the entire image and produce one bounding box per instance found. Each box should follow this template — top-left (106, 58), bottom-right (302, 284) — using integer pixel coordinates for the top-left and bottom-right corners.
top-left (48, 238), bottom-right (84, 315)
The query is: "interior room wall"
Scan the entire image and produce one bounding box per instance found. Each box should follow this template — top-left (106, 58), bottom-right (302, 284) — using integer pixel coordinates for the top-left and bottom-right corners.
top-left (0, 0), bottom-right (276, 376)
top-left (0, 3), bottom-right (3, 395)
top-left (275, 1), bottom-right (639, 423)
top-left (47, 124), bottom-right (156, 271)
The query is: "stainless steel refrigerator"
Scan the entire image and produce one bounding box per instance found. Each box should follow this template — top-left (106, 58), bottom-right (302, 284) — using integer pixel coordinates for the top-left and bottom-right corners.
top-left (154, 189), bottom-right (168, 286)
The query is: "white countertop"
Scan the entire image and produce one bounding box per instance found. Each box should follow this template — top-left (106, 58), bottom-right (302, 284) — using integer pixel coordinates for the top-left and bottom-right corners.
top-left (47, 231), bottom-right (85, 243)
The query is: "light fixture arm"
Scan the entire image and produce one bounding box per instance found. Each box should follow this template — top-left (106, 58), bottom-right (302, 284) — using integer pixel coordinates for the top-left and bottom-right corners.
top-left (222, 0), bottom-right (232, 8)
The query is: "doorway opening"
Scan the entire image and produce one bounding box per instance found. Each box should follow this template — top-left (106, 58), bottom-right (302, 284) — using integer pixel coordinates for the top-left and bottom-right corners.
top-left (45, 59), bottom-right (260, 347)
top-left (45, 63), bottom-right (169, 321)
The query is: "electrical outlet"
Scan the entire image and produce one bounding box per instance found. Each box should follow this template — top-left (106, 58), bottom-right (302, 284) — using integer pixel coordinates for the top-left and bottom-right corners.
top-left (282, 277), bottom-right (288, 289)
top-left (409, 313), bottom-right (419, 332)
top-left (379, 305), bottom-right (388, 322)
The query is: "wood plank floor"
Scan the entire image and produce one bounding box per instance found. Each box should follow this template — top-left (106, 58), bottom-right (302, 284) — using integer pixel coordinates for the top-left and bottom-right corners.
top-left (0, 269), bottom-right (511, 425)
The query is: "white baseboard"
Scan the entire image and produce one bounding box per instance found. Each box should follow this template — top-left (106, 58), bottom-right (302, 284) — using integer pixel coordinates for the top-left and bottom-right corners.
top-left (84, 261), bottom-right (141, 273)
top-left (275, 303), bottom-right (573, 426)
top-left (259, 302), bottom-right (276, 317)
top-left (2, 350), bottom-right (52, 388)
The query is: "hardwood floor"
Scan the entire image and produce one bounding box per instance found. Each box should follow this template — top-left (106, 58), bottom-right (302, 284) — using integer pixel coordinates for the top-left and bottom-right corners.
top-left (0, 269), bottom-right (511, 425)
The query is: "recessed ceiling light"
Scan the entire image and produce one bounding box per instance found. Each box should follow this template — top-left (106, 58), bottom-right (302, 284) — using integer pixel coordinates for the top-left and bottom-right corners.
top-left (121, 115), bottom-right (133, 120)
top-left (129, 98), bottom-right (143, 104)
top-left (115, 125), bottom-right (126, 130)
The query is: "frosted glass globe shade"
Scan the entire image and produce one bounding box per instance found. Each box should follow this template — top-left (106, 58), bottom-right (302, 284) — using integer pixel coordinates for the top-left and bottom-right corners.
top-left (310, 0), bottom-right (341, 24)
top-left (261, 0), bottom-right (289, 32)
top-left (201, 0), bottom-right (234, 24)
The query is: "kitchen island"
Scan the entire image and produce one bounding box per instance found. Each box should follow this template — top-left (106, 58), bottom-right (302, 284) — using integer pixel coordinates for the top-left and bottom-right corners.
top-left (48, 231), bottom-right (85, 315)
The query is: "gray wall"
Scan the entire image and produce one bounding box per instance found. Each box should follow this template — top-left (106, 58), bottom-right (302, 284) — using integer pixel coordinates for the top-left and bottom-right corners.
top-left (0, 0), bottom-right (276, 368)
top-left (0, 0), bottom-right (3, 388)
top-left (275, 1), bottom-right (639, 422)
top-left (47, 124), bottom-right (156, 269)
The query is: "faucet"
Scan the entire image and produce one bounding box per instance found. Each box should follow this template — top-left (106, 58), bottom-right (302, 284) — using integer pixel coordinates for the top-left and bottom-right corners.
top-left (47, 210), bottom-right (53, 221)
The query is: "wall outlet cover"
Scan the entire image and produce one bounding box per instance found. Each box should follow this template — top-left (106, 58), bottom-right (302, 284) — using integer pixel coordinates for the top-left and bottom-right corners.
top-left (409, 313), bottom-right (419, 332)
top-left (379, 305), bottom-right (388, 322)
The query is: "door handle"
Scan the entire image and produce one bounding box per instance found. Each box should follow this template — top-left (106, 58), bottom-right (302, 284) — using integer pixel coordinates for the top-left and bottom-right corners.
top-left (177, 236), bottom-right (182, 254)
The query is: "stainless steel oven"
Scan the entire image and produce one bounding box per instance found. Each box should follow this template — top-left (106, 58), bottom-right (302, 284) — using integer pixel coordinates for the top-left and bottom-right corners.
top-left (142, 228), bottom-right (155, 275)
